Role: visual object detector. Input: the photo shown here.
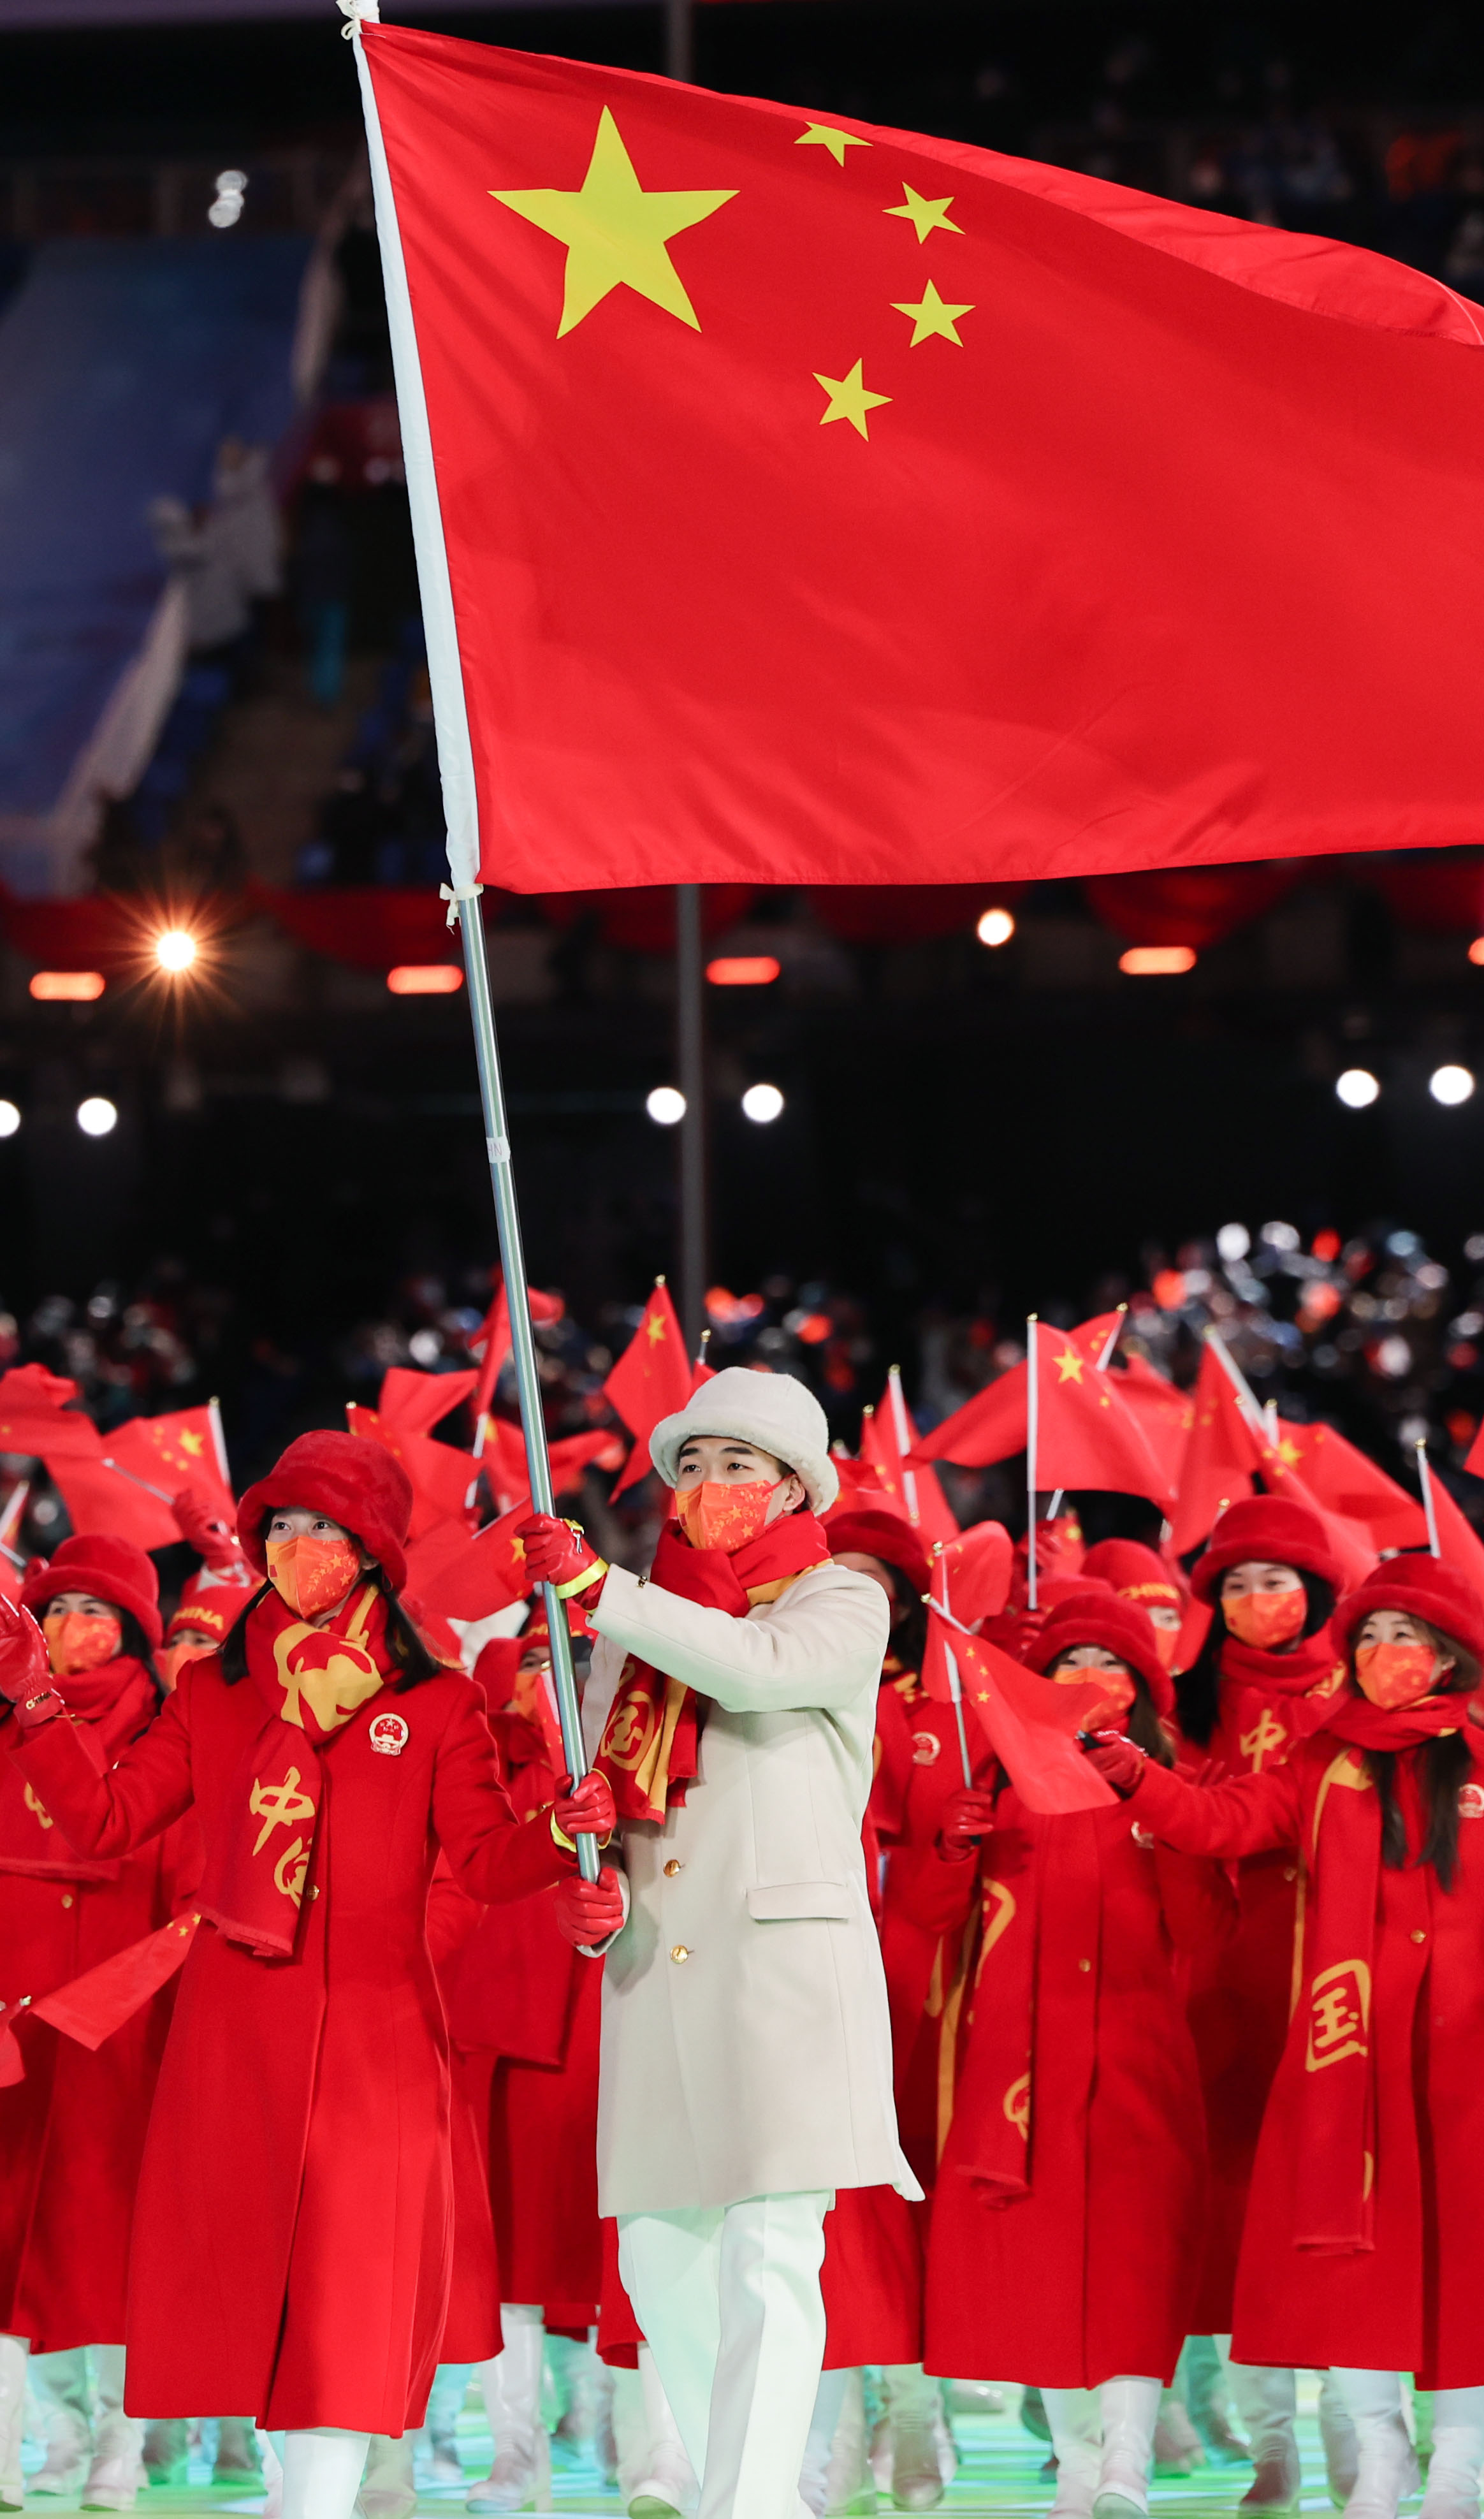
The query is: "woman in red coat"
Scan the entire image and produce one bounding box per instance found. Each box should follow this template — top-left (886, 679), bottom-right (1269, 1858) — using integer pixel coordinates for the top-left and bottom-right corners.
top-left (922, 1591), bottom-right (1221, 2519)
top-left (1172, 1494), bottom-right (1356, 2514)
top-left (1089, 1552), bottom-right (1484, 2519)
top-left (0, 1535), bottom-right (194, 2515)
top-left (0, 1433), bottom-right (611, 2519)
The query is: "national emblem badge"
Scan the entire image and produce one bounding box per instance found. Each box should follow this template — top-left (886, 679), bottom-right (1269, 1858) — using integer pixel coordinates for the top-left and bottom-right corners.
top-left (368, 1711), bottom-right (410, 1758)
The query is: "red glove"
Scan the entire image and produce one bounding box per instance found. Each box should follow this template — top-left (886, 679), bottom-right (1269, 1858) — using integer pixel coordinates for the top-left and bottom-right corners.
top-left (516, 1514), bottom-right (607, 1605)
top-left (555, 1864), bottom-right (627, 1950)
top-left (1081, 1728), bottom-right (1148, 1797)
top-left (551, 1768), bottom-right (616, 1846)
top-left (173, 1482), bottom-right (243, 1568)
top-left (938, 1787), bottom-right (998, 1858)
top-left (0, 1597), bottom-right (61, 1726)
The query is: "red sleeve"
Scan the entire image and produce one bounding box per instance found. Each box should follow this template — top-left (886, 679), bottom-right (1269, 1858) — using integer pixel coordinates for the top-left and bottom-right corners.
top-left (427, 1852), bottom-right (486, 1966)
top-left (432, 1681), bottom-right (569, 1904)
top-left (1153, 1844), bottom-right (1239, 1955)
top-left (8, 1677), bottom-right (195, 1856)
top-left (1134, 1752), bottom-right (1306, 1858)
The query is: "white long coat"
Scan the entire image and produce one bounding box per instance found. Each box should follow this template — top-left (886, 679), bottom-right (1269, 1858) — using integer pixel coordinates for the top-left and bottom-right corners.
top-left (582, 1558), bottom-right (922, 2216)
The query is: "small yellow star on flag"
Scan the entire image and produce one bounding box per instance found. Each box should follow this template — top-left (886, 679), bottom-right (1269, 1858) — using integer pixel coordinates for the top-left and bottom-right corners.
top-left (885, 184), bottom-right (963, 242)
top-left (645, 1313), bottom-right (667, 1345)
top-left (813, 360), bottom-right (891, 439)
top-left (1054, 1345), bottom-right (1086, 1383)
top-left (797, 123), bottom-right (870, 165)
top-left (492, 106), bottom-right (736, 338)
top-left (891, 279), bottom-right (974, 344)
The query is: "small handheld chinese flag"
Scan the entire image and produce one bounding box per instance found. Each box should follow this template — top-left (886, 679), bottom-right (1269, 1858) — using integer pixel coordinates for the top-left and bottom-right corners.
top-left (605, 1281), bottom-right (692, 1496)
top-left (954, 1634), bottom-right (1116, 1816)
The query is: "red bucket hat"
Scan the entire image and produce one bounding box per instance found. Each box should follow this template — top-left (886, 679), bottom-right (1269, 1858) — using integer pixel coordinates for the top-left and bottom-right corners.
top-left (1334, 1553), bottom-right (1484, 1672)
top-left (826, 1507), bottom-right (932, 1603)
top-left (236, 1431), bottom-right (414, 1593)
top-left (1026, 1586), bottom-right (1175, 1719)
top-left (1190, 1495), bottom-right (1342, 1602)
top-left (22, 1533), bottom-right (162, 1649)
top-left (1081, 1537), bottom-right (1182, 1614)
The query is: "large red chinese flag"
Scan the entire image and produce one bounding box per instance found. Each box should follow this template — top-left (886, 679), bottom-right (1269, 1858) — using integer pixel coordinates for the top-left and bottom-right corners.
top-left (908, 1311), bottom-right (1123, 1468)
top-left (356, 22), bottom-right (1484, 894)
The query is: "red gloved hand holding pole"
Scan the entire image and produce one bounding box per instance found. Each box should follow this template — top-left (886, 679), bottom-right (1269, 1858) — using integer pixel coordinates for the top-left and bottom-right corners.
top-left (551, 1769), bottom-right (616, 1847)
top-left (1080, 1729), bottom-right (1148, 1797)
top-left (0, 1598), bottom-right (63, 1728)
top-left (555, 1865), bottom-right (627, 1950)
top-left (173, 1482), bottom-right (244, 1568)
top-left (938, 1788), bottom-right (998, 1858)
top-left (517, 1514), bottom-right (608, 1607)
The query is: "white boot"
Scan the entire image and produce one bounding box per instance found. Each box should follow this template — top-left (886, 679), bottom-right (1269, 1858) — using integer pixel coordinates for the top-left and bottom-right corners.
top-left (1332, 2372), bottom-right (1421, 2519)
top-left (281, 2430), bottom-right (372, 2519)
top-left (26, 2351), bottom-right (91, 2498)
top-left (356, 2437), bottom-right (417, 2519)
top-left (611, 2346), bottom-right (697, 2519)
top-left (468, 2313), bottom-right (551, 2515)
top-left (1042, 2390), bottom-right (1102, 2519)
top-left (1153, 2389), bottom-right (1204, 2477)
top-left (417, 2369), bottom-right (472, 2491)
top-left (82, 2350), bottom-right (147, 2513)
top-left (1320, 2374), bottom-right (1362, 2510)
top-left (259, 2434), bottom-right (284, 2519)
top-left (823, 2370), bottom-right (875, 2518)
top-left (1094, 2377), bottom-right (1160, 2519)
top-left (1229, 2366), bottom-right (1301, 2516)
top-left (801, 2374), bottom-right (850, 2518)
top-left (0, 2337), bottom-right (25, 2512)
top-left (1420, 2389), bottom-right (1484, 2519)
top-left (881, 2368), bottom-right (945, 2513)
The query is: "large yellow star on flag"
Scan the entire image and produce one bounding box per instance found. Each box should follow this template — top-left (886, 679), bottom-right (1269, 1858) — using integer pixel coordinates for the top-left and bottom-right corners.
top-left (814, 360), bottom-right (891, 439)
top-left (492, 108), bottom-right (736, 338)
top-left (885, 184), bottom-right (963, 242)
top-left (1054, 1345), bottom-right (1086, 1383)
top-left (891, 279), bottom-right (975, 344)
top-left (796, 123), bottom-right (870, 165)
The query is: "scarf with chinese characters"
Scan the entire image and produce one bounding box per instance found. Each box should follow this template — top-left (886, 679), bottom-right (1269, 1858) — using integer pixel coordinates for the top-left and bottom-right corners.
top-left (594, 1514), bottom-right (830, 1824)
top-left (198, 1582), bottom-right (388, 1958)
top-left (1209, 1623), bottom-right (1346, 1777)
top-left (1290, 1690), bottom-right (1484, 2250)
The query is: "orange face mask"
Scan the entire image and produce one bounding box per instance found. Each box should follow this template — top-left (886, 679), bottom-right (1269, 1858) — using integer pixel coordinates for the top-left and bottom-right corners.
top-left (43, 1609), bottom-right (122, 1677)
top-left (265, 1534), bottom-right (362, 1620)
top-left (1223, 1587), bottom-right (1306, 1651)
top-left (1355, 1640), bottom-right (1440, 1710)
top-left (676, 1477), bottom-right (782, 1555)
top-left (1151, 1624), bottom-right (1180, 1671)
top-left (1049, 1658), bottom-right (1137, 1732)
top-left (158, 1632), bottom-right (218, 1693)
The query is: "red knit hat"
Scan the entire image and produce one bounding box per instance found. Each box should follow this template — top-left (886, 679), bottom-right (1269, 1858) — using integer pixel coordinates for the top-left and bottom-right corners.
top-left (1081, 1538), bottom-right (1182, 1614)
top-left (23, 1533), bottom-right (162, 1649)
top-left (237, 1431), bottom-right (413, 1592)
top-left (165, 1558), bottom-right (255, 1647)
top-left (1334, 1553), bottom-right (1484, 1672)
top-left (1190, 1495), bottom-right (1342, 1602)
top-left (1026, 1586), bottom-right (1175, 1719)
top-left (826, 1508), bottom-right (931, 1602)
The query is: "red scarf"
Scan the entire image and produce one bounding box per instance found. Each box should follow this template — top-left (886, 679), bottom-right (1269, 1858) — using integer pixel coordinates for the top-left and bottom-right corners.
top-left (0, 1659), bottom-right (157, 1883)
top-left (942, 1807), bottom-right (1040, 2203)
top-left (1288, 1688), bottom-right (1484, 2251)
top-left (594, 1513), bottom-right (831, 1823)
top-left (197, 1583), bottom-right (389, 1959)
top-left (1209, 1624), bottom-right (1347, 1776)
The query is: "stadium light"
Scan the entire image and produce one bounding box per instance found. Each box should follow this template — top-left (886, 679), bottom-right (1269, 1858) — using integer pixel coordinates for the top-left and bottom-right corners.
top-left (646, 1087), bottom-right (686, 1126)
top-left (741, 1083), bottom-right (785, 1123)
top-left (76, 1098), bottom-right (118, 1137)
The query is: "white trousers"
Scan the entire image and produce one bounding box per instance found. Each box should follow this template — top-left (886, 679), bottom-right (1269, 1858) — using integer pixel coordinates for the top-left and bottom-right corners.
top-left (618, 2192), bottom-right (830, 2519)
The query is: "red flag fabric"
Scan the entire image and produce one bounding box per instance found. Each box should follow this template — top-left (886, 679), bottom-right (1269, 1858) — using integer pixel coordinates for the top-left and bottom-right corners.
top-left (30, 1913), bottom-right (199, 2050)
top-left (1035, 1327), bottom-right (1179, 1511)
top-left (48, 1459), bottom-right (180, 1554)
top-left (377, 1367), bottom-right (479, 1443)
top-left (0, 1367), bottom-right (104, 1461)
top-left (858, 1383), bottom-right (958, 1547)
top-left (606, 1282), bottom-right (692, 1497)
top-left (952, 1632), bottom-right (1117, 1814)
top-left (1273, 1419), bottom-right (1427, 1554)
top-left (358, 23), bottom-right (1484, 896)
top-left (922, 1521), bottom-right (1014, 1702)
top-left (1167, 1344), bottom-right (1263, 1556)
top-left (910, 1312), bottom-right (1123, 1468)
top-left (105, 1409), bottom-right (234, 1522)
top-left (1420, 1471), bottom-right (1484, 1596)
top-left (483, 1417), bottom-right (622, 1511)
top-left (415, 1500), bottom-right (535, 1626)
top-left (347, 1403), bottom-right (477, 1540)
top-left (471, 1282), bottom-right (565, 1426)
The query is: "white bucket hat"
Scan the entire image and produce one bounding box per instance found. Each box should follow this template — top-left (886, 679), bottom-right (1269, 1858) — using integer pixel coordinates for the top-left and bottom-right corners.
top-left (648, 1366), bottom-right (839, 1514)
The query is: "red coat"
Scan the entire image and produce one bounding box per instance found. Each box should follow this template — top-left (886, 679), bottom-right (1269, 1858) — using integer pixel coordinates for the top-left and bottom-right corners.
top-left (0, 1670), bottom-right (197, 2353)
top-left (921, 1781), bottom-right (1223, 2388)
top-left (1137, 1738), bottom-right (1484, 2388)
top-left (439, 1708), bottom-right (602, 2326)
top-left (10, 1656), bottom-right (563, 2432)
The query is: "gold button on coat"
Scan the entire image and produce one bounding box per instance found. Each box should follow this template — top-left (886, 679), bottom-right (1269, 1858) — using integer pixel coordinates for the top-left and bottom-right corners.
top-left (664, 1860), bottom-right (682, 1878)
top-left (1412, 1929), bottom-right (1427, 1943)
top-left (61, 1892), bottom-right (74, 1909)
top-left (1078, 1957), bottom-right (1091, 1972)
top-left (670, 1945), bottom-right (690, 1964)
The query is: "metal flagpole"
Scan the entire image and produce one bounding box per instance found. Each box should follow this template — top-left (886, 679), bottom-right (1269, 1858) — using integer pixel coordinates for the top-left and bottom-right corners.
top-left (665, 0), bottom-right (693, 83)
top-left (1025, 1313), bottom-right (1040, 1612)
top-left (676, 882), bottom-right (708, 1352)
top-left (930, 1549), bottom-right (975, 1791)
top-left (1416, 1440), bottom-right (1443, 1558)
top-left (351, 10), bottom-right (597, 1879)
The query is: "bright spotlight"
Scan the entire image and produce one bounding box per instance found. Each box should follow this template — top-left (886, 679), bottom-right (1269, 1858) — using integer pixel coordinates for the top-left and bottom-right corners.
top-left (741, 1083), bottom-right (784, 1124)
top-left (1335, 1068), bottom-right (1380, 1109)
top-left (646, 1086), bottom-right (686, 1127)
top-left (1430, 1064), bottom-right (1476, 1107)
top-left (976, 907), bottom-right (1015, 948)
top-left (76, 1097), bottom-right (118, 1137)
top-left (1216, 1222), bottom-right (1250, 1263)
top-left (0, 1102), bottom-right (18, 1138)
top-left (154, 929), bottom-right (197, 974)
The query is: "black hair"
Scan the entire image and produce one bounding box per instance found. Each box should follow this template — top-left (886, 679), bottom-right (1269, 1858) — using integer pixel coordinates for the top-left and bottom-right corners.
top-left (220, 1566), bottom-right (441, 1691)
top-left (1175, 1568), bottom-right (1335, 1748)
top-left (887, 1565), bottom-right (929, 1677)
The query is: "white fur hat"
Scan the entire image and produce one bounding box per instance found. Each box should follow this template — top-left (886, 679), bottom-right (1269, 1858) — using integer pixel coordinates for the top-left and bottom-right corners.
top-left (648, 1366), bottom-right (839, 1514)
